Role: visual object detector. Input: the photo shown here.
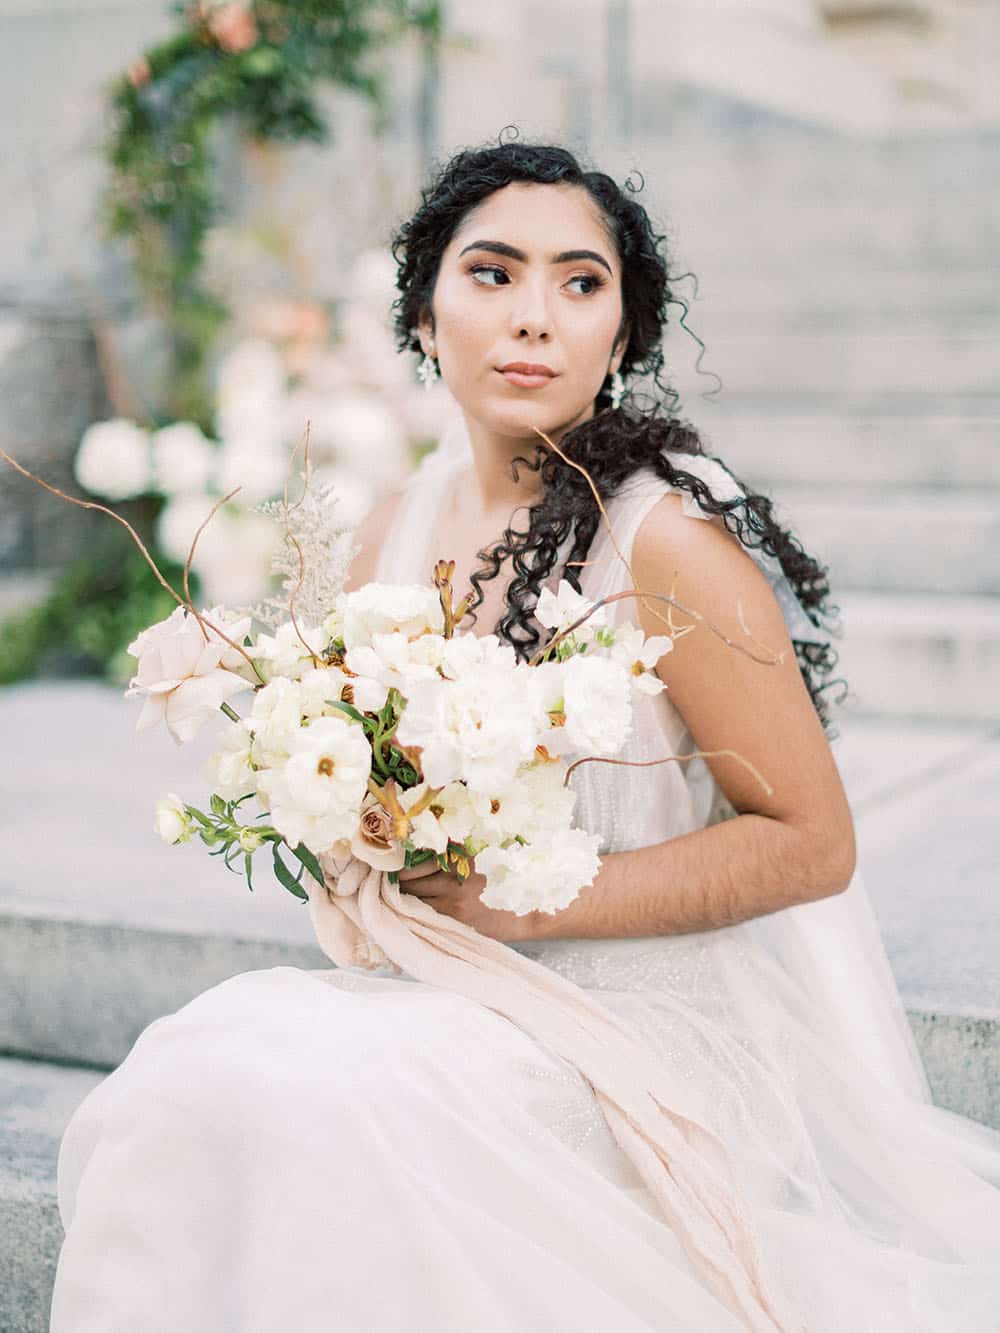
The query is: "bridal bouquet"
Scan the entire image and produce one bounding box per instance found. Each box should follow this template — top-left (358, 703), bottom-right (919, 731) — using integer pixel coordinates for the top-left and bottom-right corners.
top-left (136, 561), bottom-right (672, 917)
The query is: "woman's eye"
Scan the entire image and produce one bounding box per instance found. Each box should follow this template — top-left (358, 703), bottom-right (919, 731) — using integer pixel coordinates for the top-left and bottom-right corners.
top-left (469, 264), bottom-right (508, 286)
top-left (566, 273), bottom-right (604, 295)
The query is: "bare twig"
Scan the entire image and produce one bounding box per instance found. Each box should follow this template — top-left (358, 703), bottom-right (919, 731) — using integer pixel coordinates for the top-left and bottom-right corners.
top-left (0, 447), bottom-right (184, 607)
top-left (531, 426), bottom-right (784, 666)
top-left (563, 746), bottom-right (774, 799)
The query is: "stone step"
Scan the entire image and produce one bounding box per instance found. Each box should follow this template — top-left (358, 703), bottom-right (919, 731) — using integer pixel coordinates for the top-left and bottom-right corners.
top-left (696, 416), bottom-right (1000, 491)
top-left (0, 1055), bottom-right (104, 1333)
top-left (670, 329), bottom-right (997, 397)
top-left (835, 591), bottom-right (1000, 720)
top-left (768, 488), bottom-right (1000, 595)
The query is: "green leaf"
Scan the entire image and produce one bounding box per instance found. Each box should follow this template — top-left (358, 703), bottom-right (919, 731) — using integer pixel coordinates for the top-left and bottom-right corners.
top-left (210, 793), bottom-right (227, 817)
top-left (289, 842), bottom-right (324, 888)
top-left (272, 844), bottom-right (308, 901)
top-left (244, 852), bottom-right (254, 893)
top-left (328, 699), bottom-right (367, 726)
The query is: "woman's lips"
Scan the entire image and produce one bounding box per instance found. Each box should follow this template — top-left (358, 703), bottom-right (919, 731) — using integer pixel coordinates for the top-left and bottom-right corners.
top-left (498, 369), bottom-right (556, 388)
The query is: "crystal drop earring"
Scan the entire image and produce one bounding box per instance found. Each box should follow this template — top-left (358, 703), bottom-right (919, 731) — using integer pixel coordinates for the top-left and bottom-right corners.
top-left (610, 370), bottom-right (625, 410)
top-left (417, 351), bottom-right (440, 390)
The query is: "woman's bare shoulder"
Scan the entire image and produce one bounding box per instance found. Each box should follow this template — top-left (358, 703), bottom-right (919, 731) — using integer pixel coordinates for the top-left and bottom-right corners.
top-left (343, 488), bottom-right (406, 592)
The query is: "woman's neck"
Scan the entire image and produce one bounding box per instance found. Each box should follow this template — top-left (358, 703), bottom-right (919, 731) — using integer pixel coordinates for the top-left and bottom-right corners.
top-left (460, 405), bottom-right (592, 516)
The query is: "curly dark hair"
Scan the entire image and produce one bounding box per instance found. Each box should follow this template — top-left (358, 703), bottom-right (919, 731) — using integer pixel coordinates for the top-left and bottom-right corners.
top-left (390, 135), bottom-right (846, 737)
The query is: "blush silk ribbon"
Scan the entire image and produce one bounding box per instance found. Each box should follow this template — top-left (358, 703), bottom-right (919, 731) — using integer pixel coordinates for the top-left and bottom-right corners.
top-left (307, 850), bottom-right (804, 1333)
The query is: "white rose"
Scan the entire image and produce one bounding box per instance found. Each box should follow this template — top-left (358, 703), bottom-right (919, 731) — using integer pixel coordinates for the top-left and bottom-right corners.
top-left (126, 605), bottom-right (253, 745)
top-left (75, 418), bottom-right (151, 501)
top-left (307, 389), bottom-right (407, 476)
top-left (154, 794), bottom-right (194, 845)
top-left (336, 583), bottom-right (444, 650)
top-left (561, 654), bottom-right (633, 758)
top-left (151, 422), bottom-right (216, 495)
top-left (475, 826), bottom-right (602, 916)
top-left (255, 714), bottom-right (372, 854)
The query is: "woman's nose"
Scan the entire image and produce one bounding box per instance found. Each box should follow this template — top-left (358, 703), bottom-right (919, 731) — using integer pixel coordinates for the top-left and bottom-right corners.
top-left (509, 279), bottom-right (551, 340)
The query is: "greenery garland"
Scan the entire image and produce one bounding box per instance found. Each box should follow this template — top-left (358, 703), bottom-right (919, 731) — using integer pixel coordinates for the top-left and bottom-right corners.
top-left (105, 0), bottom-right (441, 422)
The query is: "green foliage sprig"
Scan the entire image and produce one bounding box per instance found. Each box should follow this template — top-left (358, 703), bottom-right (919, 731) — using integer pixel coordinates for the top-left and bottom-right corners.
top-left (105, 0), bottom-right (441, 421)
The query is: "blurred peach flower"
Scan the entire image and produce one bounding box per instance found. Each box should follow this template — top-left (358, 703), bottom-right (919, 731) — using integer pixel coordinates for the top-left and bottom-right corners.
top-left (207, 2), bottom-right (257, 54)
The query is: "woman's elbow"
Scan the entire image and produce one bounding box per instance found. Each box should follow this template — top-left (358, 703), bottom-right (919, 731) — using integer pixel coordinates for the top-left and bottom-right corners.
top-left (790, 819), bottom-right (857, 904)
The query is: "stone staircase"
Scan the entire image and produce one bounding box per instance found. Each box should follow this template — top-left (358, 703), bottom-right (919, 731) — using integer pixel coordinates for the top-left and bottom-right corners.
top-left (1, 681), bottom-right (998, 1330)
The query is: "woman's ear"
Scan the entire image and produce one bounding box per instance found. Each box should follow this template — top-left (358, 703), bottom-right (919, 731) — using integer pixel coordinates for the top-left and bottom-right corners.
top-left (416, 307), bottom-right (436, 358)
top-left (611, 323), bottom-right (631, 374)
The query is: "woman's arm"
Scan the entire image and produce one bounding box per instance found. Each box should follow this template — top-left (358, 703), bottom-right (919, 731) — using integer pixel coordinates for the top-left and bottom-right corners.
top-left (528, 490), bottom-right (856, 941)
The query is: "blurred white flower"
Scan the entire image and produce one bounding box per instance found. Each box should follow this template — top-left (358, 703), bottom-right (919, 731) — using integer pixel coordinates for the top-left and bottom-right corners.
top-left (256, 714), bottom-right (372, 854)
top-left (309, 388), bottom-right (407, 476)
top-left (75, 418), bottom-right (151, 500)
top-left (396, 382), bottom-right (462, 448)
top-left (154, 793), bottom-right (194, 845)
top-left (348, 248), bottom-right (397, 321)
top-left (156, 494), bottom-right (216, 565)
top-left (215, 433), bottom-right (289, 505)
top-left (191, 509), bottom-right (280, 607)
top-left (125, 605), bottom-right (253, 745)
top-left (152, 422), bottom-right (216, 496)
top-left (476, 826), bottom-right (602, 916)
top-left (308, 464), bottom-right (377, 530)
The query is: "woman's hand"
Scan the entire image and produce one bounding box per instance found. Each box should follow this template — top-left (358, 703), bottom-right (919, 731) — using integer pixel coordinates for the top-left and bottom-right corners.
top-left (396, 861), bottom-right (537, 943)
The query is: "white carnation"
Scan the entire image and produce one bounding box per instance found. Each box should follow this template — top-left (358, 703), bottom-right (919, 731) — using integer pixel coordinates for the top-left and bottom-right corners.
top-left (561, 654), bottom-right (633, 757)
top-left (151, 422), bottom-right (216, 495)
top-left (75, 418), bottom-right (151, 501)
top-left (255, 715), bottom-right (372, 854)
top-left (476, 827), bottom-right (602, 916)
top-left (395, 666), bottom-right (541, 791)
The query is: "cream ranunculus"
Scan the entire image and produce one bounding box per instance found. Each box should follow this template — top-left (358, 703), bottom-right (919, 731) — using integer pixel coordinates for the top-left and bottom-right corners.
top-left (74, 418), bottom-right (151, 501)
top-left (126, 606), bottom-right (254, 745)
top-left (204, 718), bottom-right (257, 801)
top-left (255, 714), bottom-right (372, 854)
top-left (250, 621), bottom-right (327, 682)
top-left (336, 583), bottom-right (444, 651)
top-left (154, 793), bottom-right (194, 845)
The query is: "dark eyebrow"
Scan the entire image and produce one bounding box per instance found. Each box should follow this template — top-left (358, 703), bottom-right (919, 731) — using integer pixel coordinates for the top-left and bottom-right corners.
top-left (457, 239), bottom-right (613, 277)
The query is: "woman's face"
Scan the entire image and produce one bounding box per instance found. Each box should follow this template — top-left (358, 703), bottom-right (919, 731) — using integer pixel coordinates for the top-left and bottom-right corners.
top-left (417, 182), bottom-right (628, 443)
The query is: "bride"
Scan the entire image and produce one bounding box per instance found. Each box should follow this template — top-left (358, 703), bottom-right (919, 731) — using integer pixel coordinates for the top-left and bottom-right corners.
top-left (51, 141), bottom-right (1000, 1331)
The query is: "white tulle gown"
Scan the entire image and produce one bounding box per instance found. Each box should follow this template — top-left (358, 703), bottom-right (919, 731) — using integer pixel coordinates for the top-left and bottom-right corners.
top-left (51, 439), bottom-right (1000, 1332)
